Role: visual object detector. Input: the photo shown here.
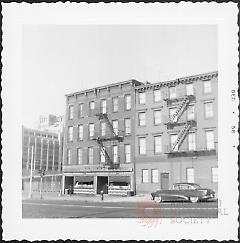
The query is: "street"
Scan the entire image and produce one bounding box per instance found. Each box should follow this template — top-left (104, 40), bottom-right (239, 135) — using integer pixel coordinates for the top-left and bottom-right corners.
top-left (22, 199), bottom-right (218, 218)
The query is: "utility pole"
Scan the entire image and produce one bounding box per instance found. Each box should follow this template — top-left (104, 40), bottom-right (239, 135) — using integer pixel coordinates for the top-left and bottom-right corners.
top-left (40, 174), bottom-right (43, 200)
top-left (39, 169), bottom-right (45, 200)
top-left (28, 146), bottom-right (34, 199)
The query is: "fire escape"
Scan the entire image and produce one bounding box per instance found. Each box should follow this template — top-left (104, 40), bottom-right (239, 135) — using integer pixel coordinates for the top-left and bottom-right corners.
top-left (164, 93), bottom-right (196, 154)
top-left (93, 111), bottom-right (123, 169)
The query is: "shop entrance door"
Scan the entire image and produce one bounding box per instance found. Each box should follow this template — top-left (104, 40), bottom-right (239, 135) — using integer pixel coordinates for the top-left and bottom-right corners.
top-left (160, 173), bottom-right (169, 190)
top-left (97, 176), bottom-right (108, 194)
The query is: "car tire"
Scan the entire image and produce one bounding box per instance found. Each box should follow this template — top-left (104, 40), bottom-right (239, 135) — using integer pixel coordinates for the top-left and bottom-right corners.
top-left (190, 197), bottom-right (199, 203)
top-left (155, 196), bottom-right (162, 203)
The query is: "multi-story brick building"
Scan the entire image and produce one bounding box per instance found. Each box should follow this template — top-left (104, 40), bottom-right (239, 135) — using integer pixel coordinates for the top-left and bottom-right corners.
top-left (63, 80), bottom-right (143, 196)
top-left (62, 71), bottom-right (218, 196)
top-left (134, 71), bottom-right (218, 195)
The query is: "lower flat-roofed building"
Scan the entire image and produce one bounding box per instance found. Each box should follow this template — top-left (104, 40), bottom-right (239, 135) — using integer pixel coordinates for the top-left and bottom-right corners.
top-left (22, 126), bottom-right (63, 193)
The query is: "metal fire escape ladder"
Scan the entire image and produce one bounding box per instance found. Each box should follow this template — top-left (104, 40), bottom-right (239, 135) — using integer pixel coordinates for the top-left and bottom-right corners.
top-left (95, 137), bottom-right (112, 164)
top-left (170, 122), bottom-right (192, 152)
top-left (102, 113), bottom-right (118, 138)
top-left (170, 96), bottom-right (190, 123)
top-left (95, 112), bottom-right (123, 168)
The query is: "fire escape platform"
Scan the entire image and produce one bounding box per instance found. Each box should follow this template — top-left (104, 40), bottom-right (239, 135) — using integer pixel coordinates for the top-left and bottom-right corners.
top-left (92, 136), bottom-right (123, 142)
top-left (165, 149), bottom-right (217, 158)
top-left (165, 120), bottom-right (197, 129)
top-left (164, 95), bottom-right (196, 106)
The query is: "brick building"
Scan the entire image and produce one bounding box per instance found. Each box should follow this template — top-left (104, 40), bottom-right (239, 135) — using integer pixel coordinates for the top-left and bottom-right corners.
top-left (63, 80), bottom-right (143, 196)
top-left (62, 71), bottom-right (218, 196)
top-left (134, 71), bottom-right (218, 195)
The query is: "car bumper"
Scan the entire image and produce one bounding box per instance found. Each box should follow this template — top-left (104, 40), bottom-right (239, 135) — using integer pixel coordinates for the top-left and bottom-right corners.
top-left (201, 194), bottom-right (217, 201)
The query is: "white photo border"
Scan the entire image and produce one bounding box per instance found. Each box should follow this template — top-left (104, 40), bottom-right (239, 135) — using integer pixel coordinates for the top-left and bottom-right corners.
top-left (2, 2), bottom-right (239, 241)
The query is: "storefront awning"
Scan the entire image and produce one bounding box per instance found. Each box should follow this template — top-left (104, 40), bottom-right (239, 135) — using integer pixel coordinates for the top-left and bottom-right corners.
top-left (75, 176), bottom-right (94, 182)
top-left (109, 176), bottom-right (130, 183)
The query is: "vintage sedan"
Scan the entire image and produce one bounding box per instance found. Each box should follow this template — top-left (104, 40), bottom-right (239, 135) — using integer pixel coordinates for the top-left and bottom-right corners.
top-left (151, 183), bottom-right (216, 203)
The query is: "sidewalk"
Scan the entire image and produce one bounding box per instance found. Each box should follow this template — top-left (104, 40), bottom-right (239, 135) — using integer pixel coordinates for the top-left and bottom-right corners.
top-left (22, 191), bottom-right (151, 203)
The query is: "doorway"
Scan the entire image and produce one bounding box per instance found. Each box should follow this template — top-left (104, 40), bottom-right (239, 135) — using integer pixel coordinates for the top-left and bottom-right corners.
top-left (160, 173), bottom-right (169, 190)
top-left (97, 176), bottom-right (108, 194)
top-left (65, 176), bottom-right (74, 192)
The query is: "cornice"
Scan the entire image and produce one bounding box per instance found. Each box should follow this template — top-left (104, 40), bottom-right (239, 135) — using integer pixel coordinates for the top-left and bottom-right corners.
top-left (135, 71), bottom-right (218, 92)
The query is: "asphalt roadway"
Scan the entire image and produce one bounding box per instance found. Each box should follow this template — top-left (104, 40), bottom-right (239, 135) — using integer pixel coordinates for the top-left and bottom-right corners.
top-left (22, 199), bottom-right (218, 218)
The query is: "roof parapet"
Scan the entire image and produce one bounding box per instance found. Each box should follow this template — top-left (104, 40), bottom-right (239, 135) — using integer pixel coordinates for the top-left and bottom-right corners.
top-left (65, 79), bottom-right (143, 98)
top-left (135, 71), bottom-right (218, 92)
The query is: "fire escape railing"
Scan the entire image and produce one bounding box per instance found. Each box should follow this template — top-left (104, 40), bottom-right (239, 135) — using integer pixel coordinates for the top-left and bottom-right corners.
top-left (169, 121), bottom-right (194, 153)
top-left (93, 110), bottom-right (123, 169)
top-left (165, 94), bottom-right (196, 153)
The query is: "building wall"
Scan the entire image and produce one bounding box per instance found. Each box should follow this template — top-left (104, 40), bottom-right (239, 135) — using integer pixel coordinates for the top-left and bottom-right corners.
top-left (134, 72), bottom-right (218, 194)
top-left (22, 127), bottom-right (63, 180)
top-left (135, 156), bottom-right (218, 194)
top-left (63, 80), bottom-right (143, 194)
top-left (63, 80), bottom-right (142, 167)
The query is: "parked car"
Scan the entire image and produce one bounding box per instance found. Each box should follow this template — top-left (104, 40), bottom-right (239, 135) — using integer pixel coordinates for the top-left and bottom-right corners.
top-left (151, 183), bottom-right (216, 203)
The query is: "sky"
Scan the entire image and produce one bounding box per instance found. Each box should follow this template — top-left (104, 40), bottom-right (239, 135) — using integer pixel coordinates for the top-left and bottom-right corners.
top-left (22, 25), bottom-right (217, 128)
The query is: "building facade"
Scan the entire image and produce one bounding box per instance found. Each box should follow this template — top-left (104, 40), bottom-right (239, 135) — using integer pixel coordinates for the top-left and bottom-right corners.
top-left (134, 71), bottom-right (218, 195)
top-left (62, 71), bottom-right (218, 196)
top-left (63, 80), bottom-right (143, 196)
top-left (22, 125), bottom-right (63, 193)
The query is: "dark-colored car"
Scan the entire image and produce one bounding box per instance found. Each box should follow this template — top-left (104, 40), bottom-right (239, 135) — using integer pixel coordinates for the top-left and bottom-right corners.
top-left (151, 183), bottom-right (216, 203)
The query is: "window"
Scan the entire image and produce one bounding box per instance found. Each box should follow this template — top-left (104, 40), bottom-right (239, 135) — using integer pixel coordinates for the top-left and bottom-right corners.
top-left (142, 169), bottom-right (149, 183)
top-left (186, 168), bottom-right (194, 183)
top-left (186, 83), bottom-right (194, 96)
top-left (78, 103), bottom-right (83, 118)
top-left (100, 147), bottom-right (106, 163)
top-left (78, 125), bottom-right (83, 140)
top-left (113, 145), bottom-right (118, 164)
top-left (205, 130), bottom-right (215, 150)
top-left (101, 122), bottom-right (106, 136)
top-left (138, 112), bottom-right (146, 126)
top-left (212, 167), bottom-right (218, 183)
top-left (125, 94), bottom-right (131, 110)
top-left (77, 148), bottom-right (83, 164)
top-left (204, 102), bottom-right (214, 118)
top-left (169, 107), bottom-right (178, 122)
top-left (101, 99), bottom-right (107, 114)
top-left (151, 169), bottom-right (159, 183)
top-left (188, 132), bottom-right (196, 151)
top-left (88, 147), bottom-right (93, 164)
top-left (124, 144), bottom-right (131, 163)
top-left (169, 86), bottom-right (176, 99)
top-left (89, 101), bottom-right (95, 115)
top-left (139, 137), bottom-right (146, 155)
top-left (68, 126), bottom-right (73, 142)
top-left (139, 92), bottom-right (146, 104)
top-left (89, 123), bottom-right (94, 138)
top-left (112, 97), bottom-right (118, 112)
top-left (154, 110), bottom-right (161, 125)
top-left (69, 105), bottom-right (74, 119)
top-left (187, 105), bottom-right (195, 120)
top-left (203, 80), bottom-right (211, 94)
top-left (124, 118), bottom-right (131, 135)
top-left (154, 136), bottom-right (162, 153)
top-left (112, 120), bottom-right (118, 135)
top-left (67, 149), bottom-right (71, 164)
top-left (170, 134), bottom-right (178, 151)
top-left (154, 89), bottom-right (161, 102)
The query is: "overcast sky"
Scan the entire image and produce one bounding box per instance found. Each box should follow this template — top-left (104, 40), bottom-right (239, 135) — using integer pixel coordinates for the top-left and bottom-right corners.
top-left (22, 24), bottom-right (217, 128)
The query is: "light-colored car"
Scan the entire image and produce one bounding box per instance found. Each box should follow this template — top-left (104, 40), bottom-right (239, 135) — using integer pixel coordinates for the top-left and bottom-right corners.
top-left (151, 183), bottom-right (216, 203)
